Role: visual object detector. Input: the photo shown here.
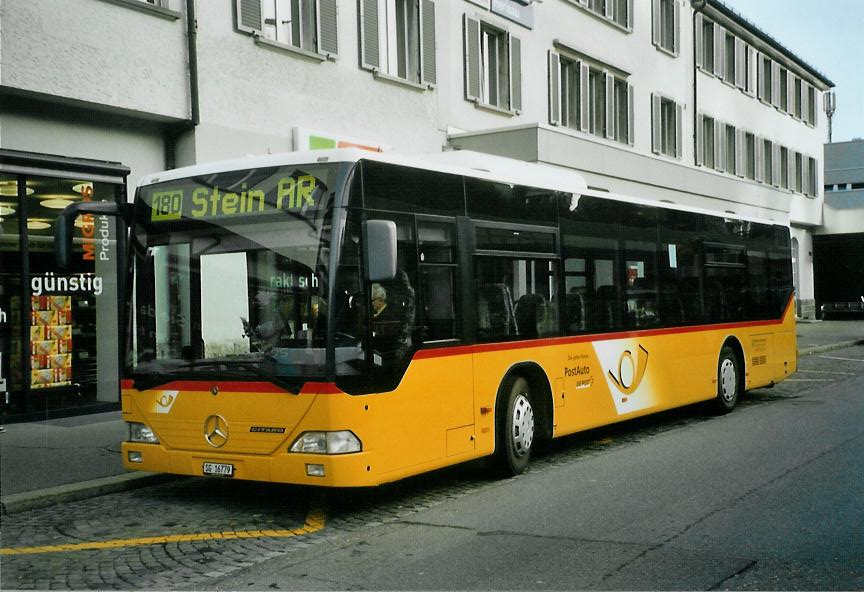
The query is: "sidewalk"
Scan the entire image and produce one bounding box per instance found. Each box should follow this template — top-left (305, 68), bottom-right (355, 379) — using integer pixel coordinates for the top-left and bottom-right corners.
top-left (2, 320), bottom-right (863, 514)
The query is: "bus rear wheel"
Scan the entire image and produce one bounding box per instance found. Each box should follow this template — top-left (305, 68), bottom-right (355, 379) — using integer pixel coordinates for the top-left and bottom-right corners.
top-left (713, 345), bottom-right (741, 413)
top-left (495, 376), bottom-right (535, 476)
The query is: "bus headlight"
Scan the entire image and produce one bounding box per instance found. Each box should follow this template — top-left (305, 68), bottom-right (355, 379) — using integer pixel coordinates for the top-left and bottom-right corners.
top-left (127, 422), bottom-right (160, 444)
top-left (289, 431), bottom-right (361, 454)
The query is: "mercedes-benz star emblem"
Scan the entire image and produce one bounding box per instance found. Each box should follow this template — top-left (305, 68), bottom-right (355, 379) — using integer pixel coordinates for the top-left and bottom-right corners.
top-left (204, 414), bottom-right (229, 448)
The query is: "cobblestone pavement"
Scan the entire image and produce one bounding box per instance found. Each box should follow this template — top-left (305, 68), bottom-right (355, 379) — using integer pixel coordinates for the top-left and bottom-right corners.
top-left (2, 348), bottom-right (862, 590)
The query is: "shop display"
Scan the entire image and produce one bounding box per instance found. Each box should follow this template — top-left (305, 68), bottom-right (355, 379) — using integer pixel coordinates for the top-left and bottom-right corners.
top-left (29, 295), bottom-right (73, 389)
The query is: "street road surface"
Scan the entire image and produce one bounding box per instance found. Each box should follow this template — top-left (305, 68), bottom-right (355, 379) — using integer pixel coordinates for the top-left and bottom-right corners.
top-left (2, 346), bottom-right (863, 590)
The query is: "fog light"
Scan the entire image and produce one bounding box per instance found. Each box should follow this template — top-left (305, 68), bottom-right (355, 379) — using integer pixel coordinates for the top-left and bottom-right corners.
top-left (128, 451), bottom-right (143, 463)
top-left (306, 463), bottom-right (325, 477)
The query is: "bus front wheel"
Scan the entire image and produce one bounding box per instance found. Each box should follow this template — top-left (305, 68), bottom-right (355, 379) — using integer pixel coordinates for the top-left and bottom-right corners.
top-left (494, 376), bottom-right (535, 476)
top-left (713, 345), bottom-right (741, 413)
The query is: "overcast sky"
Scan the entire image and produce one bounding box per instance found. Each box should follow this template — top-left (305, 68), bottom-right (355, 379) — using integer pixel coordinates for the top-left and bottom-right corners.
top-left (720, 0), bottom-right (864, 143)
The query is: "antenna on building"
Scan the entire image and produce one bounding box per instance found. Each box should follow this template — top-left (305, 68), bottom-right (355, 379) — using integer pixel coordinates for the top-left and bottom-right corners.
top-left (824, 91), bottom-right (837, 143)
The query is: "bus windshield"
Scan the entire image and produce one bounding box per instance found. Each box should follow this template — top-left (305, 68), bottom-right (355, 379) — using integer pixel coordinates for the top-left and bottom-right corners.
top-left (128, 163), bottom-right (341, 389)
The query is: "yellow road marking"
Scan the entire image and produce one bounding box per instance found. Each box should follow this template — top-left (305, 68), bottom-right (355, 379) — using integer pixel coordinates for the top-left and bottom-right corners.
top-left (0, 508), bottom-right (325, 556)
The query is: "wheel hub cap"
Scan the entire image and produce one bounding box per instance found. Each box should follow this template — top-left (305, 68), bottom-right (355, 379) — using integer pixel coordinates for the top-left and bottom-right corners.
top-left (720, 359), bottom-right (737, 402)
top-left (511, 394), bottom-right (535, 457)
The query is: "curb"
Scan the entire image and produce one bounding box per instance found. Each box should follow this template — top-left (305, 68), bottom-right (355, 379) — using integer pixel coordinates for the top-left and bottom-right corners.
top-left (0, 472), bottom-right (177, 515)
top-left (798, 340), bottom-right (864, 356)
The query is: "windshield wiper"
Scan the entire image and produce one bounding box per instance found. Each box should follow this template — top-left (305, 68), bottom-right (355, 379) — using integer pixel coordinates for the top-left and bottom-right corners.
top-left (130, 359), bottom-right (304, 394)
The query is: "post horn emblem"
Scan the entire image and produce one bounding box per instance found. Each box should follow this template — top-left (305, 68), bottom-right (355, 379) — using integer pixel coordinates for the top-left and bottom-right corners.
top-left (204, 414), bottom-right (229, 448)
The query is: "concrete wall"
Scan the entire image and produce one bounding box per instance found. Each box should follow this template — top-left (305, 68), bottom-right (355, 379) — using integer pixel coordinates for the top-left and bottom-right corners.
top-left (0, 0), bottom-right (189, 121)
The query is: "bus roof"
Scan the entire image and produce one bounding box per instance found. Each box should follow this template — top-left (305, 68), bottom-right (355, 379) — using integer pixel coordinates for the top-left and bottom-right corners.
top-left (138, 149), bottom-right (788, 228)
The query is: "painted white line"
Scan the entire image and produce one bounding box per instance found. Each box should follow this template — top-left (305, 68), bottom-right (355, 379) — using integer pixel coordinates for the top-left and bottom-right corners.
top-left (797, 369), bottom-right (856, 376)
top-left (785, 379), bottom-right (836, 382)
top-left (817, 355), bottom-right (864, 362)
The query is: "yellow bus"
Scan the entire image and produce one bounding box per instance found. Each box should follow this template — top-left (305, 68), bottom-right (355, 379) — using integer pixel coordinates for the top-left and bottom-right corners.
top-left (57, 149), bottom-right (797, 486)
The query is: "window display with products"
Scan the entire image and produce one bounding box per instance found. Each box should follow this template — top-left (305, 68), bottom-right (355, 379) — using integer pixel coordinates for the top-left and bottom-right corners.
top-left (0, 152), bottom-right (127, 420)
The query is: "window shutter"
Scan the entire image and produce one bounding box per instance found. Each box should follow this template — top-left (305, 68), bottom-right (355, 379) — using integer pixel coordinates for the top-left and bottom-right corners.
top-left (580, 62), bottom-right (590, 133)
top-left (787, 149), bottom-right (795, 188)
top-left (772, 62), bottom-right (781, 108)
top-left (578, 0), bottom-right (588, 7)
top-left (673, 0), bottom-right (680, 55)
top-left (626, 0), bottom-right (634, 32)
top-left (772, 143), bottom-right (781, 187)
top-left (605, 0), bottom-right (614, 19)
top-left (675, 102), bottom-right (683, 159)
top-left (360, 0), bottom-right (380, 71)
top-left (787, 73), bottom-right (796, 114)
top-left (802, 154), bottom-right (811, 195)
top-left (695, 114), bottom-right (704, 166)
top-left (755, 136), bottom-right (764, 183)
top-left (463, 14), bottom-right (480, 102)
top-left (756, 53), bottom-right (765, 101)
top-left (317, 0), bottom-right (338, 57)
top-left (746, 45), bottom-right (756, 96)
top-left (605, 71), bottom-right (614, 139)
top-left (236, 0), bottom-right (262, 34)
top-left (694, 13), bottom-right (703, 68)
top-left (420, 0), bottom-right (436, 85)
top-left (735, 129), bottom-right (745, 177)
top-left (715, 118), bottom-right (725, 172)
top-left (735, 38), bottom-right (745, 88)
top-left (651, 93), bottom-right (661, 154)
top-left (713, 24), bottom-right (724, 77)
top-left (627, 83), bottom-right (634, 146)
top-left (802, 82), bottom-right (811, 125)
top-left (510, 34), bottom-right (522, 112)
top-left (651, 0), bottom-right (660, 48)
top-left (549, 51), bottom-right (561, 126)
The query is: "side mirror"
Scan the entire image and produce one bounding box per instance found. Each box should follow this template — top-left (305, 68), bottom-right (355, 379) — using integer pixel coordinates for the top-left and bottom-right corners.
top-left (363, 219), bottom-right (397, 282)
top-left (55, 201), bottom-right (134, 269)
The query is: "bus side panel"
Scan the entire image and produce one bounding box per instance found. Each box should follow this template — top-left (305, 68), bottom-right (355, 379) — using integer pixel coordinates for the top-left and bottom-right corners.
top-left (773, 331), bottom-right (796, 381)
top-left (362, 352), bottom-right (476, 477)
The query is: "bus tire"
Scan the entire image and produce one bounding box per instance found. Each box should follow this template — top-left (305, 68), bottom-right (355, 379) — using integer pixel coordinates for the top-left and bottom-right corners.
top-left (713, 345), bottom-right (741, 413)
top-left (494, 376), bottom-right (535, 476)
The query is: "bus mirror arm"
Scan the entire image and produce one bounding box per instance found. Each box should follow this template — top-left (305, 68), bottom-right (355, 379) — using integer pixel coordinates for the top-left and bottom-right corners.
top-left (55, 201), bottom-right (134, 270)
top-left (363, 219), bottom-right (398, 282)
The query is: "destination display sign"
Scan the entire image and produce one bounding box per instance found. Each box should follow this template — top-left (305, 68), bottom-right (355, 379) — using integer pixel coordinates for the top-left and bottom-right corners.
top-left (146, 168), bottom-right (329, 224)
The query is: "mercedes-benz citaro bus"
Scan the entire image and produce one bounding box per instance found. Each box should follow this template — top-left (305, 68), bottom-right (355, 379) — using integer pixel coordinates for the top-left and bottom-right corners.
top-left (55, 149), bottom-right (797, 487)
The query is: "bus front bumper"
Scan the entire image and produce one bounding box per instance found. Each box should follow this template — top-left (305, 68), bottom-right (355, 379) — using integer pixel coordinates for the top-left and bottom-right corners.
top-left (121, 442), bottom-right (379, 487)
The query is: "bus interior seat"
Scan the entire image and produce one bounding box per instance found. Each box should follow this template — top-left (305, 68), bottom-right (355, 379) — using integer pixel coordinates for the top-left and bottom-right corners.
top-left (514, 293), bottom-right (546, 339)
top-left (478, 283), bottom-right (516, 339)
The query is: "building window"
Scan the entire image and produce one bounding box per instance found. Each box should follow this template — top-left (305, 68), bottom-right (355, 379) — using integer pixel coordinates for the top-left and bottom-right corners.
top-left (806, 85), bottom-right (817, 125)
top-left (779, 68), bottom-right (788, 111)
top-left (464, 15), bottom-right (520, 112)
top-left (794, 152), bottom-right (803, 192)
top-left (612, 0), bottom-right (630, 29)
top-left (759, 55), bottom-right (773, 103)
top-left (613, 78), bottom-right (630, 144)
top-left (744, 132), bottom-right (756, 180)
top-left (559, 56), bottom-right (581, 130)
top-left (725, 124), bottom-right (736, 175)
top-left (793, 77), bottom-right (803, 118)
top-left (744, 44), bottom-right (754, 94)
top-left (763, 139), bottom-right (773, 185)
top-left (589, 68), bottom-right (606, 137)
top-left (652, 94), bottom-right (681, 158)
top-left (806, 156), bottom-right (817, 196)
top-left (653, 0), bottom-right (678, 54)
top-left (236, 0), bottom-right (338, 57)
top-left (702, 115), bottom-right (715, 169)
top-left (780, 146), bottom-right (789, 190)
top-left (361, 0), bottom-right (436, 86)
top-left (701, 18), bottom-right (714, 71)
top-left (724, 32), bottom-right (735, 82)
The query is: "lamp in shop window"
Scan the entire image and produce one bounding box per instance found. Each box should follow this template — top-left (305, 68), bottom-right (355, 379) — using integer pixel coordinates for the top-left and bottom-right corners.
top-left (27, 219), bottom-right (52, 231)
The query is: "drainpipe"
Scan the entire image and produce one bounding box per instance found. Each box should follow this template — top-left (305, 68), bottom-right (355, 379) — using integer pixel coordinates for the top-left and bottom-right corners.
top-left (167, 0), bottom-right (200, 170)
top-left (691, 0), bottom-right (707, 166)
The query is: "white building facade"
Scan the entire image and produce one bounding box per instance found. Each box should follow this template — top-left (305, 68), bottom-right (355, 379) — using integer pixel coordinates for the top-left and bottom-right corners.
top-left (0, 0), bottom-right (832, 415)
